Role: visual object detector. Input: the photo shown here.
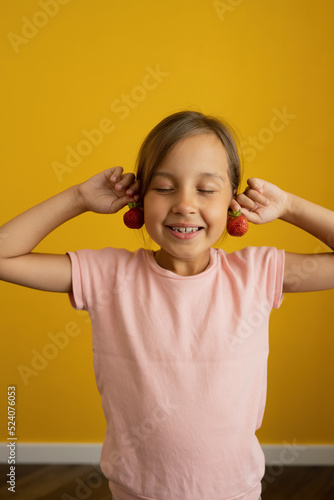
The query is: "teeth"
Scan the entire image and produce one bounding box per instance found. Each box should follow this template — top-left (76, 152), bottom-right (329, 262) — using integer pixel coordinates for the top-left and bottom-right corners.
top-left (171, 227), bottom-right (200, 233)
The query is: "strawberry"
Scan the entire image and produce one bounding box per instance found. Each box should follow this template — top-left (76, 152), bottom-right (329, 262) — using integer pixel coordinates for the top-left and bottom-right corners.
top-left (227, 209), bottom-right (248, 237)
top-left (123, 202), bottom-right (144, 229)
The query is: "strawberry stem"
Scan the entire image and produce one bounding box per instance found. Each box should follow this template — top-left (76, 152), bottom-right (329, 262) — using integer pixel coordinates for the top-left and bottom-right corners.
top-left (228, 209), bottom-right (241, 218)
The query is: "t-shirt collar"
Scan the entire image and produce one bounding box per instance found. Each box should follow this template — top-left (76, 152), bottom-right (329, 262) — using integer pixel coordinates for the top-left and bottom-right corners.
top-left (145, 247), bottom-right (218, 279)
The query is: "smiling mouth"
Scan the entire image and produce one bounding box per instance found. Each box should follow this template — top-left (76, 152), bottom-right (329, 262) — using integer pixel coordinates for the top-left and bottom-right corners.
top-left (167, 226), bottom-right (203, 233)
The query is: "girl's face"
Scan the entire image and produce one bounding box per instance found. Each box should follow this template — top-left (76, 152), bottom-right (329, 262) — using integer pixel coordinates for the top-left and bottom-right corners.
top-left (143, 133), bottom-right (233, 276)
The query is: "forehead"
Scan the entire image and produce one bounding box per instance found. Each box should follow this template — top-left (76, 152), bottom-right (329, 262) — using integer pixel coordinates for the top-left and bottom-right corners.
top-left (157, 133), bottom-right (229, 176)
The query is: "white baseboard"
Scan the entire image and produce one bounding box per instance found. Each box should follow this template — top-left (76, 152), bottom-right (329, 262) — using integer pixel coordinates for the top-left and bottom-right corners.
top-left (1, 443), bottom-right (102, 464)
top-left (1, 442), bottom-right (334, 465)
top-left (262, 443), bottom-right (334, 466)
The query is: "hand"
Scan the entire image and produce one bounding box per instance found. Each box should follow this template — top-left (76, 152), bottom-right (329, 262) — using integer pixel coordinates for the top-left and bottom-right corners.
top-left (77, 167), bottom-right (140, 214)
top-left (230, 178), bottom-right (289, 225)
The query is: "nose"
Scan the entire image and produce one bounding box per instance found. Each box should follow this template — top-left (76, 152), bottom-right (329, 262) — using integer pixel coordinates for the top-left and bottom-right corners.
top-left (171, 189), bottom-right (197, 216)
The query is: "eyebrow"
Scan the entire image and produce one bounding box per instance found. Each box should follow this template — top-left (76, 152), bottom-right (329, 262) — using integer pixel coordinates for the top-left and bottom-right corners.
top-left (153, 172), bottom-right (225, 182)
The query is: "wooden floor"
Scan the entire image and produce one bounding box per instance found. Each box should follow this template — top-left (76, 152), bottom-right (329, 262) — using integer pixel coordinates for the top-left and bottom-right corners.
top-left (0, 464), bottom-right (333, 499)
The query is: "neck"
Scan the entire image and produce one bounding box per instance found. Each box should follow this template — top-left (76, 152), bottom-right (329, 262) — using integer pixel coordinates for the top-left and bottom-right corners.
top-left (154, 249), bottom-right (211, 276)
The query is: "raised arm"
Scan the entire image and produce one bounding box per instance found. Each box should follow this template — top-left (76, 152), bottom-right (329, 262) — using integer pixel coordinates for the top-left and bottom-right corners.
top-left (232, 178), bottom-right (334, 293)
top-left (0, 167), bottom-right (139, 293)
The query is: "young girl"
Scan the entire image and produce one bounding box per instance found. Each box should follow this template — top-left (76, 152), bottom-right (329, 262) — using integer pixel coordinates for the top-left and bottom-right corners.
top-left (1, 111), bottom-right (333, 500)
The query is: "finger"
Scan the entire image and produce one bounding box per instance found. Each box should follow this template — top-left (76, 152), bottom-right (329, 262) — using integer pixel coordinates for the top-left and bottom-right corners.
top-left (125, 180), bottom-right (140, 197)
top-left (109, 166), bottom-right (124, 182)
top-left (111, 194), bottom-right (137, 213)
top-left (236, 192), bottom-right (258, 211)
top-left (243, 188), bottom-right (270, 207)
top-left (246, 177), bottom-right (265, 193)
top-left (229, 198), bottom-right (241, 212)
top-left (114, 173), bottom-right (136, 192)
top-left (239, 207), bottom-right (261, 224)
top-left (245, 178), bottom-right (271, 205)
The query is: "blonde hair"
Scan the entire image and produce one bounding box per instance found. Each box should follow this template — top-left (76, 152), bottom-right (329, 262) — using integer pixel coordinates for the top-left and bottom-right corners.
top-left (135, 110), bottom-right (242, 204)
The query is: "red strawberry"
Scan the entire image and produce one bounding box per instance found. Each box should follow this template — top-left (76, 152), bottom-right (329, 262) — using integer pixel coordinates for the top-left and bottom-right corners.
top-left (227, 209), bottom-right (248, 237)
top-left (123, 202), bottom-right (144, 229)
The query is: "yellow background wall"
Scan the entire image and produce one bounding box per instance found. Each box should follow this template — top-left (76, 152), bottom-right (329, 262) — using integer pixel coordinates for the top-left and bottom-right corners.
top-left (1, 0), bottom-right (333, 446)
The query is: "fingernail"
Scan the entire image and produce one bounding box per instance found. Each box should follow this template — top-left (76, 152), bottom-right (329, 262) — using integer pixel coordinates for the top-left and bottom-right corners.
top-left (127, 189), bottom-right (133, 196)
top-left (115, 183), bottom-right (122, 190)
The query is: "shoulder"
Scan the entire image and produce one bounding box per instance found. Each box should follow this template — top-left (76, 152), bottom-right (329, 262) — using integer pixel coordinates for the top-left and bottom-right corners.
top-left (216, 246), bottom-right (284, 267)
top-left (67, 247), bottom-right (151, 309)
top-left (215, 246), bottom-right (285, 308)
top-left (69, 246), bottom-right (147, 261)
top-left (67, 247), bottom-right (149, 277)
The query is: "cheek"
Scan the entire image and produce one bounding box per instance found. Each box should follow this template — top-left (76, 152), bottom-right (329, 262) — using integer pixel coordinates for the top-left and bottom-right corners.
top-left (143, 195), bottom-right (164, 228)
top-left (204, 200), bottom-right (229, 232)
top-left (207, 198), bottom-right (229, 219)
top-left (143, 192), bottom-right (154, 213)
top-left (144, 192), bottom-right (168, 213)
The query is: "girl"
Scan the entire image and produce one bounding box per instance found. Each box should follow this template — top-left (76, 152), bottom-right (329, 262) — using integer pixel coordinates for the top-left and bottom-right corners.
top-left (1, 111), bottom-right (334, 500)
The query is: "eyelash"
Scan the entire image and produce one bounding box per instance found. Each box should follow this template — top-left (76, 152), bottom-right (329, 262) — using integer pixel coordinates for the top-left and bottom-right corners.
top-left (155, 189), bottom-right (215, 194)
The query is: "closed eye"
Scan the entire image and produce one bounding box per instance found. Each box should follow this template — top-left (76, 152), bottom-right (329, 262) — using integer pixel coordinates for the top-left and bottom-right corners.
top-left (154, 188), bottom-right (215, 194)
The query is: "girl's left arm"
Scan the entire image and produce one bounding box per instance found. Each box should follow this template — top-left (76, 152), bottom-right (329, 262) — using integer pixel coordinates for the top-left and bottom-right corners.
top-left (234, 178), bottom-right (334, 293)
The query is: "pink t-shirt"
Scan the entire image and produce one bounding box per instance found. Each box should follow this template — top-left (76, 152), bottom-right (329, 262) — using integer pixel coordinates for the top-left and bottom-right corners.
top-left (68, 245), bottom-right (284, 500)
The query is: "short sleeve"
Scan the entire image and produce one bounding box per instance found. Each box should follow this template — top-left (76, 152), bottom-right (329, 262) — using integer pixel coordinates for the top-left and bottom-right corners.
top-left (66, 247), bottom-right (137, 313)
top-left (221, 246), bottom-right (285, 312)
top-left (272, 248), bottom-right (285, 309)
top-left (67, 251), bottom-right (85, 310)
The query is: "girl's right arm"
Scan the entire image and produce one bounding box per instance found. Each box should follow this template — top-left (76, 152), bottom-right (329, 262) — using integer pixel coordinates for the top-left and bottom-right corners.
top-left (0, 167), bottom-right (139, 293)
